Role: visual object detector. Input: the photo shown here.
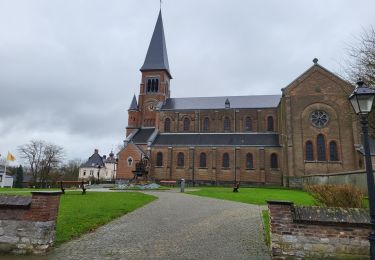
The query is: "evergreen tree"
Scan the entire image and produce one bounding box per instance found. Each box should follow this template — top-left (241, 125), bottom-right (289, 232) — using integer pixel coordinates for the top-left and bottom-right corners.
top-left (15, 165), bottom-right (24, 188)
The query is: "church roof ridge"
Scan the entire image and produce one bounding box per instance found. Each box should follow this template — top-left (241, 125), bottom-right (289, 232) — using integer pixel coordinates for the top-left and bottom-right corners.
top-left (140, 10), bottom-right (171, 77)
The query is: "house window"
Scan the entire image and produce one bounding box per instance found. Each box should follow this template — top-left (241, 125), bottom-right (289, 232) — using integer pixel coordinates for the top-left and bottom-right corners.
top-left (199, 153), bottom-right (207, 168)
top-left (267, 116), bottom-right (274, 131)
top-left (329, 141), bottom-right (338, 161)
top-left (83, 171), bottom-right (86, 176)
top-left (156, 152), bottom-right (163, 166)
top-left (146, 78), bottom-right (159, 93)
top-left (305, 141), bottom-right (314, 161)
top-left (177, 152), bottom-right (185, 167)
top-left (127, 157), bottom-right (133, 167)
top-left (222, 153), bottom-right (229, 168)
top-left (183, 118), bottom-right (190, 132)
top-left (224, 117), bottom-right (231, 132)
top-left (246, 153), bottom-right (254, 169)
top-left (317, 134), bottom-right (326, 161)
top-left (245, 117), bottom-right (252, 131)
top-left (90, 170), bottom-right (94, 176)
top-left (164, 118), bottom-right (171, 132)
top-left (203, 117), bottom-right (209, 132)
top-left (270, 153), bottom-right (278, 169)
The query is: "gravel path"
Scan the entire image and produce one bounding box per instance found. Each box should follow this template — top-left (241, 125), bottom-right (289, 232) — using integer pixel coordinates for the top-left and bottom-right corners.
top-left (47, 190), bottom-right (270, 260)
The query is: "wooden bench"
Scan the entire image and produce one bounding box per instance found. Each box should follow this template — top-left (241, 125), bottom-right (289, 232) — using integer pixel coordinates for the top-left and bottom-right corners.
top-left (60, 181), bottom-right (87, 195)
top-left (160, 180), bottom-right (177, 187)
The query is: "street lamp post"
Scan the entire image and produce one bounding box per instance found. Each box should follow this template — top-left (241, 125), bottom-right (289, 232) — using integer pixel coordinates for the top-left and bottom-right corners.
top-left (349, 79), bottom-right (375, 259)
top-left (97, 165), bottom-right (101, 185)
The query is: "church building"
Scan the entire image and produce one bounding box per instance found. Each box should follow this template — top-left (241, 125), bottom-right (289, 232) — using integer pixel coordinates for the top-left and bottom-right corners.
top-left (117, 11), bottom-right (363, 187)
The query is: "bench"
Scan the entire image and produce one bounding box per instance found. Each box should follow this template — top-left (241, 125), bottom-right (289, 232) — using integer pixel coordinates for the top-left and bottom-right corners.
top-left (60, 181), bottom-right (87, 195)
top-left (160, 180), bottom-right (177, 187)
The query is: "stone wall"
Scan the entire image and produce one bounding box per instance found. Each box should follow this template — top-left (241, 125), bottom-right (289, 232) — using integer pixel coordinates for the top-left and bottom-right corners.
top-left (267, 200), bottom-right (370, 259)
top-left (301, 170), bottom-right (369, 192)
top-left (0, 191), bottom-right (61, 255)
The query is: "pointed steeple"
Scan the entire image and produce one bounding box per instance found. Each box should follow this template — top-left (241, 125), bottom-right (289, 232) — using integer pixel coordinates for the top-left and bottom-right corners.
top-left (129, 95), bottom-right (138, 110)
top-left (140, 10), bottom-right (171, 78)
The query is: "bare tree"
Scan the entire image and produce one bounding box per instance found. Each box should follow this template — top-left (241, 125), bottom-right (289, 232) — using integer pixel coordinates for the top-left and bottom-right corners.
top-left (18, 140), bottom-right (64, 187)
top-left (345, 26), bottom-right (375, 85)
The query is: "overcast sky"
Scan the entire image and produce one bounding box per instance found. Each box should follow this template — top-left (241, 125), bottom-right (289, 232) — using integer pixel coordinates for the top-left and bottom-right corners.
top-left (0, 0), bottom-right (374, 165)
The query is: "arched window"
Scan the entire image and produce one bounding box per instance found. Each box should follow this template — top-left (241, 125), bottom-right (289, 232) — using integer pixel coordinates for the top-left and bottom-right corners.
top-left (164, 118), bottom-right (171, 132)
top-left (156, 152), bottom-right (163, 166)
top-left (224, 117), bottom-right (231, 132)
top-left (127, 157), bottom-right (133, 167)
top-left (246, 153), bottom-right (254, 169)
top-left (329, 141), bottom-right (338, 161)
top-left (147, 79), bottom-right (151, 92)
top-left (270, 153), bottom-right (278, 169)
top-left (155, 79), bottom-right (159, 92)
top-left (203, 117), bottom-right (209, 132)
top-left (183, 118), bottom-right (190, 132)
top-left (267, 116), bottom-right (274, 131)
top-left (317, 134), bottom-right (326, 161)
top-left (245, 117), bottom-right (252, 131)
top-left (305, 141), bottom-right (314, 161)
top-left (222, 153), bottom-right (229, 168)
top-left (177, 152), bottom-right (184, 167)
top-left (199, 153), bottom-right (207, 168)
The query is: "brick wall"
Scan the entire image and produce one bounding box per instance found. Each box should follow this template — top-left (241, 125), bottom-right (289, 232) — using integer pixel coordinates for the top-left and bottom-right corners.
top-left (0, 191), bottom-right (62, 255)
top-left (267, 200), bottom-right (370, 259)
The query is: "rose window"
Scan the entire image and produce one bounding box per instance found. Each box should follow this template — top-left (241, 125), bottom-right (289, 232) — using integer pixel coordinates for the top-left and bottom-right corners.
top-left (310, 110), bottom-right (329, 128)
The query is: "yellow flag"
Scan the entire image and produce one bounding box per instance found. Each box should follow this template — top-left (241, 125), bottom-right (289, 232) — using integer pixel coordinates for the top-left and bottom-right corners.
top-left (7, 152), bottom-right (16, 161)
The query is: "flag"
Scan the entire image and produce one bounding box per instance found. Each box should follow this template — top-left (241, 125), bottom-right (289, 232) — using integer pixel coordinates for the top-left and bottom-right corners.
top-left (6, 152), bottom-right (15, 161)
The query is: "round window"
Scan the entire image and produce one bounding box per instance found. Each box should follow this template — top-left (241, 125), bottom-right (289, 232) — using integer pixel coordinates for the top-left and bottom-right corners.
top-left (310, 110), bottom-right (329, 128)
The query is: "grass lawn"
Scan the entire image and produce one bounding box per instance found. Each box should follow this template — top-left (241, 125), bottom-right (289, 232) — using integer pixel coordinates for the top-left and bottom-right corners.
top-left (0, 189), bottom-right (156, 245)
top-left (262, 210), bottom-right (270, 247)
top-left (186, 186), bottom-right (316, 206)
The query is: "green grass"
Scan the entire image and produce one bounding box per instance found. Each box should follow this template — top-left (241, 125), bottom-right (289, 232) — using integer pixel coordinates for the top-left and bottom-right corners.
top-left (186, 186), bottom-right (316, 206)
top-left (55, 192), bottom-right (156, 245)
top-left (0, 189), bottom-right (156, 245)
top-left (262, 210), bottom-right (270, 247)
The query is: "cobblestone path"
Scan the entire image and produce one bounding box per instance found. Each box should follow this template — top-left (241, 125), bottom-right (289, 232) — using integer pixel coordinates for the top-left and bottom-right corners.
top-left (48, 191), bottom-right (270, 260)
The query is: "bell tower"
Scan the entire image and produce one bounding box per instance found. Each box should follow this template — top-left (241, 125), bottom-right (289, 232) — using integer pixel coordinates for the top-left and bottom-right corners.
top-left (138, 10), bottom-right (172, 128)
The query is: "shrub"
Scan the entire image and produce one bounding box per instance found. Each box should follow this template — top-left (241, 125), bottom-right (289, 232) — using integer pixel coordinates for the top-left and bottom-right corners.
top-left (305, 184), bottom-right (364, 208)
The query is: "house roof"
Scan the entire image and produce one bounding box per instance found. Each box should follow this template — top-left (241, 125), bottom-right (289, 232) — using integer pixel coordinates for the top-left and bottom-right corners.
top-left (81, 150), bottom-right (105, 168)
top-left (140, 10), bottom-right (171, 77)
top-left (159, 95), bottom-right (281, 110)
top-left (152, 133), bottom-right (280, 147)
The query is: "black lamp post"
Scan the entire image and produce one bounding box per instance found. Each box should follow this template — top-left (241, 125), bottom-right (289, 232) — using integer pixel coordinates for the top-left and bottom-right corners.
top-left (97, 164), bottom-right (101, 184)
top-left (349, 79), bottom-right (375, 259)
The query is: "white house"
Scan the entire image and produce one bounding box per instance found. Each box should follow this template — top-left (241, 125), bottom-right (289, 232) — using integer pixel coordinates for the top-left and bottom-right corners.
top-left (78, 149), bottom-right (117, 182)
top-left (0, 165), bottom-right (14, 188)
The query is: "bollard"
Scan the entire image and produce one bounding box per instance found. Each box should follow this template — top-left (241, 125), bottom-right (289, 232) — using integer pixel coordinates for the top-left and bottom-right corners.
top-left (180, 178), bottom-right (185, 193)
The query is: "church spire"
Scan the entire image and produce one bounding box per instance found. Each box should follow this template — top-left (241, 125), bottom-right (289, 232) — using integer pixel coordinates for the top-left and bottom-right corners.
top-left (140, 10), bottom-right (171, 78)
top-left (129, 94), bottom-right (138, 110)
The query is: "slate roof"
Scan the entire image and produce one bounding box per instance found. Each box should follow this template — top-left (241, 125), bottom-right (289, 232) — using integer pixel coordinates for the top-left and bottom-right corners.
top-left (140, 10), bottom-right (171, 77)
top-left (81, 150), bottom-right (105, 168)
top-left (152, 133), bottom-right (280, 147)
top-left (129, 95), bottom-right (138, 110)
top-left (132, 128), bottom-right (156, 144)
top-left (160, 95), bottom-right (281, 110)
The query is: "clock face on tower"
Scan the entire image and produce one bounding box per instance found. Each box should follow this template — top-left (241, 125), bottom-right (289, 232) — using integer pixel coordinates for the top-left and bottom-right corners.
top-left (144, 100), bottom-right (157, 112)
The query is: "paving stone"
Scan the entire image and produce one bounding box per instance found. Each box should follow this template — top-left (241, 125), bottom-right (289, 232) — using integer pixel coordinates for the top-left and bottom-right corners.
top-left (31, 191), bottom-right (271, 260)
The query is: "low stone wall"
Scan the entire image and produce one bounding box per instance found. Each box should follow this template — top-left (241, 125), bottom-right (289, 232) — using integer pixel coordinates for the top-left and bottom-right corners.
top-left (0, 191), bottom-right (61, 254)
top-left (267, 200), bottom-right (370, 259)
top-left (301, 170), bottom-right (369, 192)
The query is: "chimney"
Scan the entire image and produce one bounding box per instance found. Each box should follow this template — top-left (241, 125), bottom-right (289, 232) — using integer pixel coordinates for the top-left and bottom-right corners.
top-left (103, 155), bottom-right (107, 159)
top-left (94, 149), bottom-right (99, 154)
